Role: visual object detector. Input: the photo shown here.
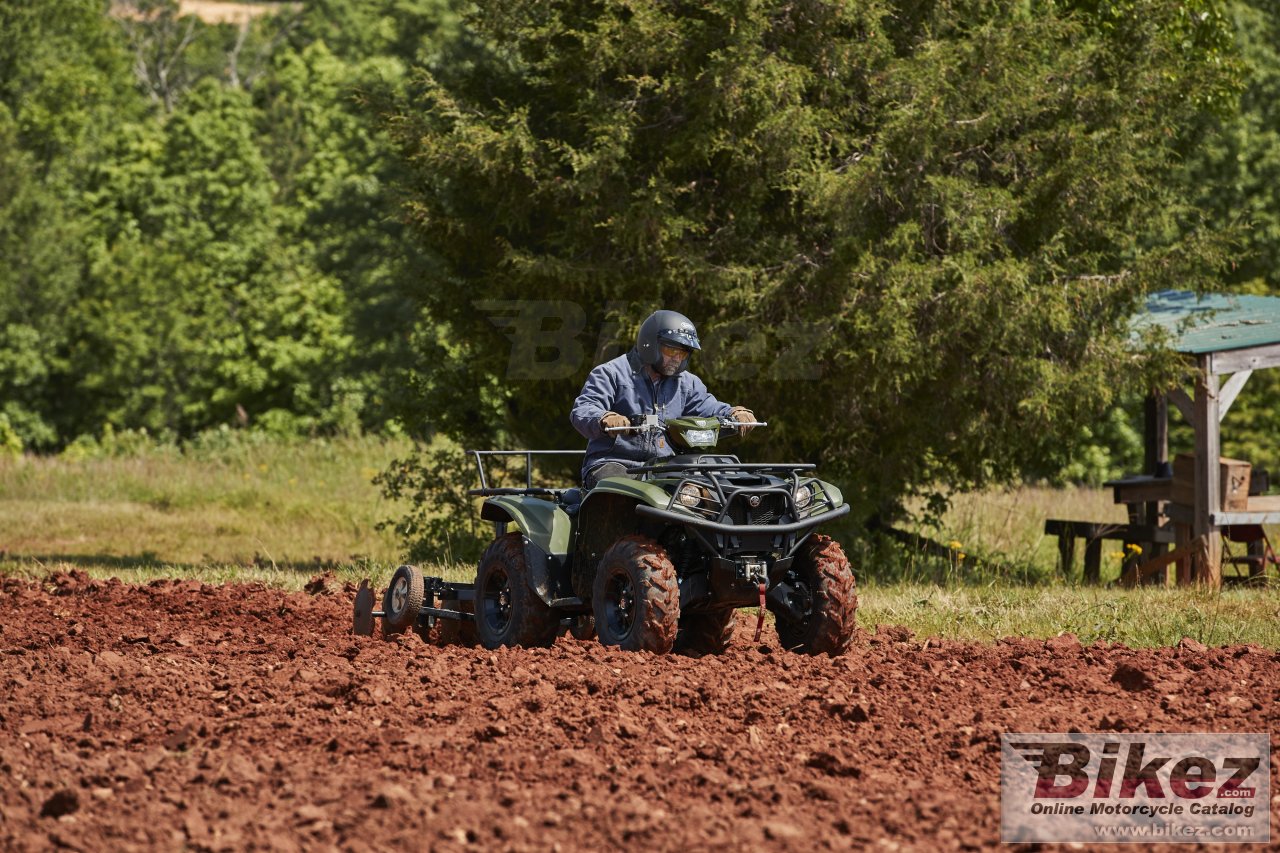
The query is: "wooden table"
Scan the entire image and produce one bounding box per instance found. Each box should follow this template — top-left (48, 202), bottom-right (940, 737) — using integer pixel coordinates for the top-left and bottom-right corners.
top-left (1102, 474), bottom-right (1175, 584)
top-left (1104, 474), bottom-right (1172, 509)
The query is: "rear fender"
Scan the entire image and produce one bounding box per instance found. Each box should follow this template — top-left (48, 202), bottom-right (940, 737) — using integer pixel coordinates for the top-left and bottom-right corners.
top-left (480, 497), bottom-right (573, 605)
top-left (480, 496), bottom-right (574, 555)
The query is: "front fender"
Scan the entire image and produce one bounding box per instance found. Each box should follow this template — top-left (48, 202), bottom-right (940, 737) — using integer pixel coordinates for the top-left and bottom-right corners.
top-left (586, 476), bottom-right (671, 508)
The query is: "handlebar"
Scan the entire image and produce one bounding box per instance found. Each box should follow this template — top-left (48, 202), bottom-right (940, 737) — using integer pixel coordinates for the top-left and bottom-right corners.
top-left (605, 417), bottom-right (767, 434)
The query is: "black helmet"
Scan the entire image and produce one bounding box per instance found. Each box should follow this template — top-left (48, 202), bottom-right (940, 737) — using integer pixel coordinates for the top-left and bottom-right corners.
top-left (636, 310), bottom-right (700, 374)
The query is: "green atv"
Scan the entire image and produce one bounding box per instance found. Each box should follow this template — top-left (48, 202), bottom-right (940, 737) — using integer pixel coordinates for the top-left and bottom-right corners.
top-left (354, 415), bottom-right (857, 655)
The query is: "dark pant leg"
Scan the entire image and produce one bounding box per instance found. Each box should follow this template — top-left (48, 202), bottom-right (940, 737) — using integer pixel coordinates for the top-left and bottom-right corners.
top-left (583, 461), bottom-right (635, 490)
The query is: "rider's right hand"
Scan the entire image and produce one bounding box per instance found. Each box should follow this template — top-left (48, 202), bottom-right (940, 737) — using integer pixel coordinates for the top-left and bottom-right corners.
top-left (601, 412), bottom-right (631, 431)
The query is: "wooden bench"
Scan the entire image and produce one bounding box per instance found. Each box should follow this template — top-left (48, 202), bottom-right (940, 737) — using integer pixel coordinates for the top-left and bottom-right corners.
top-left (1043, 520), bottom-right (1177, 584)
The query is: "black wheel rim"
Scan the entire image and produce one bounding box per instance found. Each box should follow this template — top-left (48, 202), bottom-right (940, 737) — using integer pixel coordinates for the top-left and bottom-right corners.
top-left (778, 579), bottom-right (813, 628)
top-left (603, 570), bottom-right (636, 640)
top-left (481, 567), bottom-right (513, 635)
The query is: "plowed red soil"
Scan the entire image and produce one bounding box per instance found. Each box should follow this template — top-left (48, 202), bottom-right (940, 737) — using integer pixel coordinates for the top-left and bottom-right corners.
top-left (1, 571), bottom-right (1276, 851)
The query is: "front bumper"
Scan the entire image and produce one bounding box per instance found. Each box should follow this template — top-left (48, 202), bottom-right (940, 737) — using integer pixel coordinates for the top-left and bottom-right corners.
top-left (634, 502), bottom-right (850, 534)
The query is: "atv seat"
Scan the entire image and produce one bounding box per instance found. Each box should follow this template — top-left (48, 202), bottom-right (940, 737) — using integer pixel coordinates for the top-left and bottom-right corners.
top-left (559, 487), bottom-right (583, 516)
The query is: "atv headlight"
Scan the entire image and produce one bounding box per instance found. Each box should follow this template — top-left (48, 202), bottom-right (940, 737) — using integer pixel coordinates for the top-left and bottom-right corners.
top-left (677, 483), bottom-right (707, 508)
top-left (795, 483), bottom-right (815, 511)
top-left (683, 428), bottom-right (717, 446)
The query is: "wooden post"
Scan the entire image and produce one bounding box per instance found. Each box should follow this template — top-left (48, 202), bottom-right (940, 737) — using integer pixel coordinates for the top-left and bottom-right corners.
top-left (1143, 393), bottom-right (1169, 475)
top-left (1175, 522), bottom-right (1192, 585)
top-left (1141, 393), bottom-right (1170, 583)
top-left (1084, 537), bottom-right (1102, 585)
top-left (1057, 531), bottom-right (1076, 582)
top-left (1192, 359), bottom-right (1222, 587)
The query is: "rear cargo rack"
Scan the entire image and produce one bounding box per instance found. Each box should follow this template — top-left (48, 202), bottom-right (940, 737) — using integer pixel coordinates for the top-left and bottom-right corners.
top-left (465, 449), bottom-right (583, 497)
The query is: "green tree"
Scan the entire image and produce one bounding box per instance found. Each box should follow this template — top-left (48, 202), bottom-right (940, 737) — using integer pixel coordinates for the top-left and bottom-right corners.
top-left (0, 0), bottom-right (142, 447)
top-left (386, 0), bottom-right (1238, 523)
top-left (76, 80), bottom-right (357, 435)
top-left (1, 0), bottom-right (465, 446)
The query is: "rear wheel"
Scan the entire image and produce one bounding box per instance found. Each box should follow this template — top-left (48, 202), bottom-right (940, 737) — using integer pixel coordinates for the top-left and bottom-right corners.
top-left (675, 608), bottom-right (737, 654)
top-left (474, 534), bottom-right (560, 649)
top-left (381, 565), bottom-right (424, 639)
top-left (770, 535), bottom-right (857, 656)
top-left (593, 535), bottom-right (679, 653)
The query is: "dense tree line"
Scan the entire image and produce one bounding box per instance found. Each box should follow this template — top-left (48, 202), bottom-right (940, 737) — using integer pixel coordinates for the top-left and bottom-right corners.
top-left (6, 1), bottom-right (1280, 533)
top-left (0, 0), bottom-right (470, 449)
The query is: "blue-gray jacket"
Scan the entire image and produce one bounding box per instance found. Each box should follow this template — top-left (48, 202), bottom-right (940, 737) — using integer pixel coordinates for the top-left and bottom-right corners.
top-left (570, 350), bottom-right (733, 481)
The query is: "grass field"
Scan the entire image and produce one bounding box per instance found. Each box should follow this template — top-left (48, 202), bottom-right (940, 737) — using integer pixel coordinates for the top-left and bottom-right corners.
top-left (0, 435), bottom-right (410, 575)
top-left (1, 436), bottom-right (1276, 647)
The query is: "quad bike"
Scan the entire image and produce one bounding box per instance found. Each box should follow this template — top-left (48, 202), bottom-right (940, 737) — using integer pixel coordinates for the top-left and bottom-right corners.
top-left (354, 415), bottom-right (857, 655)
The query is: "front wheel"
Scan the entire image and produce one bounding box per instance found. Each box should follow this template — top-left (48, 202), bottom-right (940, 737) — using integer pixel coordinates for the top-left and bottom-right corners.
top-left (593, 535), bottom-right (680, 653)
top-left (770, 535), bottom-right (858, 656)
top-left (474, 534), bottom-right (560, 649)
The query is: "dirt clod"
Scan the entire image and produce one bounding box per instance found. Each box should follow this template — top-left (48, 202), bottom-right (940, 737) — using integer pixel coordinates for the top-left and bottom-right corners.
top-left (1111, 662), bottom-right (1155, 692)
top-left (1178, 636), bottom-right (1208, 653)
top-left (39, 791), bottom-right (79, 819)
top-left (303, 573), bottom-right (337, 596)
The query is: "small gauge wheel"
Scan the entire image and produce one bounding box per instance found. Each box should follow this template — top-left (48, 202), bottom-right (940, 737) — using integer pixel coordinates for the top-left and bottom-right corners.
top-left (381, 565), bottom-right (425, 638)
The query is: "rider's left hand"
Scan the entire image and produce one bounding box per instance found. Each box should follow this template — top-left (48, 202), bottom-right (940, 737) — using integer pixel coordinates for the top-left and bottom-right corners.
top-left (729, 406), bottom-right (756, 436)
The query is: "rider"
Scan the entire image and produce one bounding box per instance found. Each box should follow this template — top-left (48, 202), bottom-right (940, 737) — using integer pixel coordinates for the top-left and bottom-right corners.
top-left (570, 309), bottom-right (755, 489)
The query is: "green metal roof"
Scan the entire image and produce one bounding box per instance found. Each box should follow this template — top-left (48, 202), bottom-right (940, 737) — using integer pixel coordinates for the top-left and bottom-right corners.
top-left (1132, 289), bottom-right (1280, 354)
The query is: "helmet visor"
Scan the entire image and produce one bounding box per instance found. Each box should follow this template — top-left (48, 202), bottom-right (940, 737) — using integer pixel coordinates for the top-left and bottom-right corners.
top-left (659, 327), bottom-right (700, 350)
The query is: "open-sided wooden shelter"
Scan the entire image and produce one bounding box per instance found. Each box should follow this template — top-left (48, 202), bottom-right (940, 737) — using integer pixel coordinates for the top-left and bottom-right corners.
top-left (1125, 290), bottom-right (1280, 587)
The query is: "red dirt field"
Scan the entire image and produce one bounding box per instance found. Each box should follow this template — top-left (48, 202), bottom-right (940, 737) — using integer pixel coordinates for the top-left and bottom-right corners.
top-left (1, 571), bottom-right (1276, 851)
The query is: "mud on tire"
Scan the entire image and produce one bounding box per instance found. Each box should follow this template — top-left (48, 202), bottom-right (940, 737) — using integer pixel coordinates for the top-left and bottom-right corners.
top-left (675, 608), bottom-right (737, 655)
top-left (771, 534), bottom-right (857, 656)
top-left (593, 535), bottom-right (680, 653)
top-left (474, 533), bottom-right (560, 649)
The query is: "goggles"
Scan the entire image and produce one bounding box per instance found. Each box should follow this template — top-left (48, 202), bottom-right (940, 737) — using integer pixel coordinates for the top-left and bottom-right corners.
top-left (659, 342), bottom-right (692, 359)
